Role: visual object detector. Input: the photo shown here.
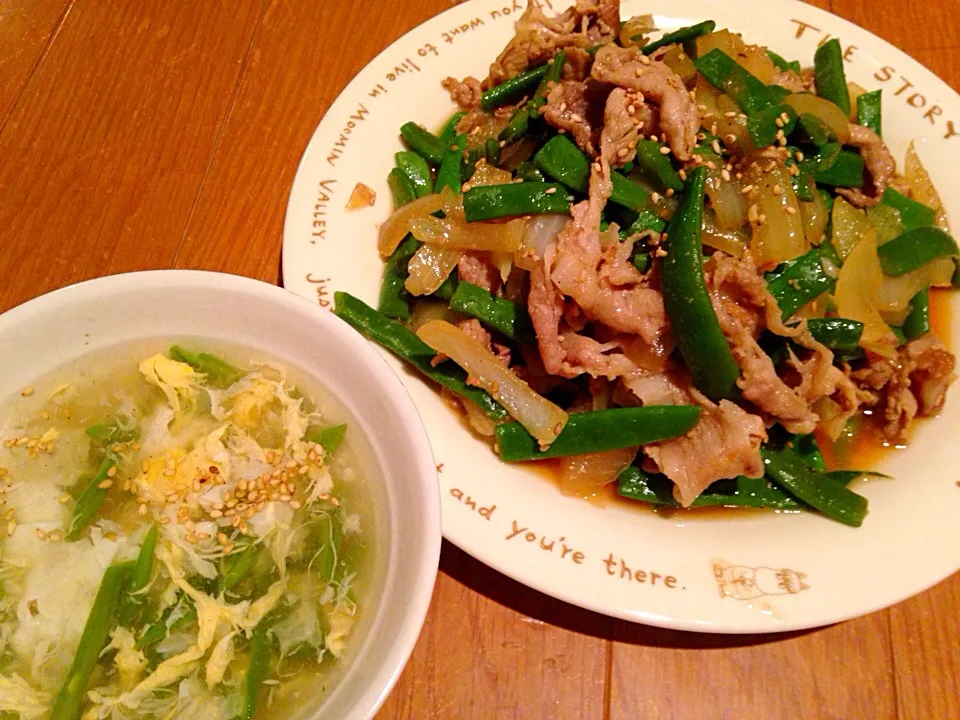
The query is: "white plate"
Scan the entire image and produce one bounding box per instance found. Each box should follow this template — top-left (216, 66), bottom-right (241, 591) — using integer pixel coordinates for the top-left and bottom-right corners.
top-left (282, 0), bottom-right (960, 632)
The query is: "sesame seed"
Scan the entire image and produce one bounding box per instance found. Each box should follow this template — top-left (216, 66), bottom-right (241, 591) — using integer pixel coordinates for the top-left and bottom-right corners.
top-left (748, 204), bottom-right (759, 223)
top-left (244, 508), bottom-right (255, 519)
top-left (711, 140), bottom-right (722, 154)
top-left (706, 161), bottom-right (717, 170)
top-left (185, 520), bottom-right (196, 532)
top-left (795, 151), bottom-right (805, 162)
top-left (678, 168), bottom-right (688, 181)
top-left (659, 146), bottom-right (671, 155)
top-left (217, 532), bottom-right (228, 544)
top-left (224, 542), bottom-right (235, 553)
top-left (48, 531), bottom-right (62, 542)
top-left (279, 494), bottom-right (292, 503)
top-left (20, 387), bottom-right (34, 397)
top-left (786, 206), bottom-right (798, 215)
top-left (724, 134), bottom-right (737, 144)
top-left (665, 188), bottom-right (675, 197)
top-left (59, 494), bottom-right (70, 504)
top-left (209, 509), bottom-right (223, 518)
top-left (639, 55), bottom-right (651, 65)
top-left (104, 531), bottom-right (117, 542)
top-left (559, 102), bottom-right (567, 112)
top-left (97, 479), bottom-right (112, 490)
top-left (569, 113), bottom-right (583, 123)
top-left (697, 104), bottom-right (708, 112)
top-left (198, 532), bottom-right (211, 540)
top-left (721, 169), bottom-right (731, 182)
top-left (775, 118), bottom-right (784, 128)
top-left (655, 247), bottom-right (668, 257)
top-left (758, 214), bottom-right (767, 224)
top-left (226, 499), bottom-right (237, 509)
top-left (159, 517), bottom-right (171, 525)
top-left (185, 533), bottom-right (198, 544)
top-left (6, 521), bottom-right (15, 536)
top-left (123, 480), bottom-right (131, 492)
top-left (290, 500), bottom-right (302, 510)
top-left (107, 466), bottom-right (117, 478)
top-left (36, 528), bottom-right (47, 540)
top-left (772, 184), bottom-right (783, 195)
top-left (138, 503), bottom-right (147, 516)
top-left (163, 469), bottom-right (175, 477)
top-left (740, 185), bottom-right (754, 195)
top-left (545, 187), bottom-right (557, 194)
top-left (231, 516), bottom-right (241, 528)
top-left (650, 192), bottom-right (661, 203)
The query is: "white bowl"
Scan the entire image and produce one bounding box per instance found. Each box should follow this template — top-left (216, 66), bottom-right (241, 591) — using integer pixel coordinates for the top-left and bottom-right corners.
top-left (0, 270), bottom-right (441, 719)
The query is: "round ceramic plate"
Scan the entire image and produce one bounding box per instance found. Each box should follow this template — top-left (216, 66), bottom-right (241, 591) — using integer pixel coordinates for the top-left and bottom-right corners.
top-left (282, 0), bottom-right (960, 632)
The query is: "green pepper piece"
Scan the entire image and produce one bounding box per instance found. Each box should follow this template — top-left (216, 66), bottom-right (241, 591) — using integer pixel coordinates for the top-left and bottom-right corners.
top-left (802, 143), bottom-right (864, 187)
top-left (762, 447), bottom-right (868, 527)
top-left (334, 293), bottom-right (507, 420)
top-left (462, 182), bottom-right (570, 221)
top-left (481, 64), bottom-right (549, 111)
top-left (514, 161), bottom-right (544, 182)
top-left (747, 104), bottom-right (797, 148)
top-left (877, 227), bottom-right (959, 276)
top-left (797, 112), bottom-right (836, 147)
top-left (903, 288), bottom-right (931, 340)
top-left (495, 406), bottom-right (701, 462)
top-left (52, 562), bottom-right (135, 720)
top-left (856, 89), bottom-right (882, 137)
top-left (767, 49), bottom-right (801, 73)
top-left (766, 249), bottom-right (836, 319)
top-left (660, 166), bottom-right (740, 400)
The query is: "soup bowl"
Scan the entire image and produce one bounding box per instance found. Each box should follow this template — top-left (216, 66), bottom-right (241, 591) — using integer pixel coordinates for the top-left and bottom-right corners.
top-left (0, 270), bottom-right (441, 719)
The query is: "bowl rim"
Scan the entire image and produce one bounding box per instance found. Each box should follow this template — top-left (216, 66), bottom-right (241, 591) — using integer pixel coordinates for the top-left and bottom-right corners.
top-left (0, 269), bottom-right (442, 719)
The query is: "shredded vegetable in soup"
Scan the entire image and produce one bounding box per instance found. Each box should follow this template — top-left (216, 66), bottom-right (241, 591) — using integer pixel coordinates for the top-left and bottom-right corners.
top-left (337, 0), bottom-right (958, 527)
top-left (0, 343), bottom-right (372, 720)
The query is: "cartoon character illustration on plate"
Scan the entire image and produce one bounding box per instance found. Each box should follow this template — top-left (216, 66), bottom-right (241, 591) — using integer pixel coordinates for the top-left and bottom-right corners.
top-left (713, 562), bottom-right (810, 601)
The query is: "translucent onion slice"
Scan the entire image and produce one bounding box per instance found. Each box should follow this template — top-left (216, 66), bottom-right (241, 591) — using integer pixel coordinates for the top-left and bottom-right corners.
top-left (416, 320), bottom-right (569, 446)
top-left (799, 182), bottom-right (829, 246)
top-left (748, 163), bottom-right (807, 266)
top-left (876, 257), bottom-right (954, 312)
top-left (404, 245), bottom-right (462, 296)
top-left (408, 215), bottom-right (526, 252)
top-left (831, 196), bottom-right (873, 261)
top-left (559, 447), bottom-right (638, 499)
top-left (619, 15), bottom-right (655, 48)
top-left (469, 161), bottom-right (513, 187)
top-left (783, 94), bottom-right (851, 145)
top-left (904, 141), bottom-right (951, 233)
top-left (706, 166), bottom-right (746, 230)
top-left (834, 229), bottom-right (897, 357)
top-left (702, 209), bottom-right (747, 257)
top-left (378, 193), bottom-right (444, 257)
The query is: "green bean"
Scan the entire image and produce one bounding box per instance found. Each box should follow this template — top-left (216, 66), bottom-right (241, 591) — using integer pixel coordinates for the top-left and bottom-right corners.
top-left (481, 64), bottom-right (549, 111)
top-left (52, 561), bottom-right (134, 720)
top-left (767, 49), bottom-right (801, 73)
top-left (786, 159), bottom-right (815, 202)
top-left (881, 187), bottom-right (936, 230)
top-left (305, 423), bottom-right (347, 455)
top-left (633, 139), bottom-right (684, 191)
top-left (624, 209), bottom-right (666, 235)
top-left (533, 135), bottom-right (653, 211)
top-left (387, 167), bottom-right (417, 209)
top-left (378, 235), bottom-right (420, 320)
top-left (439, 110), bottom-right (466, 142)
top-left (767, 248), bottom-right (836, 319)
top-left (169, 345), bottom-right (243, 388)
top-left (237, 619), bottom-right (272, 720)
top-left (85, 421), bottom-right (139, 445)
top-left (790, 432), bottom-right (827, 471)
top-left (761, 447), bottom-right (868, 526)
top-left (514, 161), bottom-right (544, 182)
top-left (400, 122), bottom-right (446, 164)
top-left (495, 406), bottom-right (701, 462)
top-left (747, 104), bottom-right (797, 148)
top-left (814, 39), bottom-right (851, 116)
top-left (462, 182), bottom-right (570, 221)
top-left (436, 133), bottom-right (467, 195)
top-left (642, 20), bottom-right (716, 55)
top-left (449, 282), bottom-right (534, 342)
top-left (118, 524), bottom-right (158, 626)
top-left (313, 509), bottom-right (344, 583)
top-left (856, 89), bottom-right (882, 137)
top-left (904, 288), bottom-right (931, 339)
top-left (660, 166), bottom-right (740, 400)
top-left (66, 457), bottom-right (116, 541)
top-left (797, 112), bottom-right (836, 147)
top-left (394, 151), bottom-right (433, 198)
top-left (221, 543), bottom-right (261, 592)
top-left (334, 292), bottom-right (507, 419)
top-left (497, 48), bottom-right (565, 143)
top-left (499, 105), bottom-right (534, 144)
top-left (484, 137), bottom-right (502, 166)
top-left (433, 272), bottom-right (460, 301)
top-left (877, 226), bottom-right (959, 276)
top-left (802, 143), bottom-right (864, 187)
top-left (694, 49), bottom-right (774, 116)
top-left (631, 251), bottom-right (651, 273)
top-left (617, 466), bottom-right (803, 509)
top-left (767, 84), bottom-right (792, 104)
top-left (805, 318), bottom-right (864, 351)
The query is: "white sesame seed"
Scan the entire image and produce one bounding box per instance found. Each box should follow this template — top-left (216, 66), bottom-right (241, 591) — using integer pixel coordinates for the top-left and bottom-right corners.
top-left (659, 146), bottom-right (671, 155)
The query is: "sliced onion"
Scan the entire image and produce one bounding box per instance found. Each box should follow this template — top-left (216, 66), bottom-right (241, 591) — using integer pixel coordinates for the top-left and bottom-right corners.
top-left (409, 299), bottom-right (456, 331)
top-left (705, 168), bottom-right (746, 230)
top-left (619, 15), bottom-right (655, 48)
top-left (748, 163), bottom-right (807, 266)
top-left (519, 213), bottom-right (568, 268)
top-left (904, 141), bottom-right (951, 233)
top-left (408, 215), bottom-right (525, 252)
top-left (404, 246), bottom-right (462, 296)
top-left (831, 196), bottom-right (873, 261)
top-left (469, 161), bottom-right (513, 187)
top-left (378, 193), bottom-right (444, 257)
top-left (799, 181), bottom-right (829, 246)
top-left (417, 320), bottom-right (569, 446)
top-left (834, 229), bottom-right (897, 357)
top-left (696, 29), bottom-right (742, 61)
top-left (559, 447), bottom-right (638, 499)
top-left (702, 209), bottom-right (747, 257)
top-left (877, 257), bottom-right (955, 312)
top-left (783, 94), bottom-right (851, 145)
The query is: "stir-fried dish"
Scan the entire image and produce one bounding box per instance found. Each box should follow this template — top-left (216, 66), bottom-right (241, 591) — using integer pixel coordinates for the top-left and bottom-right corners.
top-left (335, 0), bottom-right (958, 527)
top-left (0, 344), bottom-right (367, 719)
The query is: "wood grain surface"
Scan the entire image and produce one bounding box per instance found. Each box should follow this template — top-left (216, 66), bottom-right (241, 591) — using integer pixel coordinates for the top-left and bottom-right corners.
top-left (0, 1), bottom-right (957, 718)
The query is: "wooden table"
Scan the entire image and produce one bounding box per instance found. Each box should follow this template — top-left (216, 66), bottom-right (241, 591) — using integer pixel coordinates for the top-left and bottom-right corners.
top-left (1, 0), bottom-right (958, 717)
